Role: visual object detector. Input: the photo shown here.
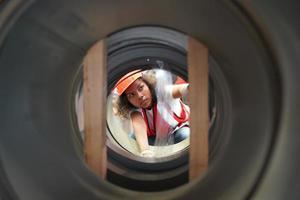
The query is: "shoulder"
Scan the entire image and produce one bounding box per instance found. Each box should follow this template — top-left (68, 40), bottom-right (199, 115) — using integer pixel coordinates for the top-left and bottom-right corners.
top-left (130, 110), bottom-right (143, 119)
top-left (130, 110), bottom-right (147, 127)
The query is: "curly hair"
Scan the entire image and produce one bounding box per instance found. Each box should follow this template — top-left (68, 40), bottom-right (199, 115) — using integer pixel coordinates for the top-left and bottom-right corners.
top-left (113, 71), bottom-right (157, 119)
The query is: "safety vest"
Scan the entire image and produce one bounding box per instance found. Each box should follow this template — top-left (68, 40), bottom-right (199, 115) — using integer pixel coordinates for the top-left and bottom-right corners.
top-left (141, 101), bottom-right (189, 137)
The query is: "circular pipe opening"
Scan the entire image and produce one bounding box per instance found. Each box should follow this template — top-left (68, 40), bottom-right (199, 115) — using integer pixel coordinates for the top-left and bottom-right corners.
top-left (0, 1), bottom-right (285, 199)
top-left (72, 26), bottom-right (231, 191)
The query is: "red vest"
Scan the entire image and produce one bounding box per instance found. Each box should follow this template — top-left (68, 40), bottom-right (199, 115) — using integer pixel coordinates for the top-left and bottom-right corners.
top-left (141, 101), bottom-right (189, 137)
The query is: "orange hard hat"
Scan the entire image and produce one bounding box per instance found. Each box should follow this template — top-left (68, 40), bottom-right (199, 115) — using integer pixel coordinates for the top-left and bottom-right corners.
top-left (115, 70), bottom-right (143, 96)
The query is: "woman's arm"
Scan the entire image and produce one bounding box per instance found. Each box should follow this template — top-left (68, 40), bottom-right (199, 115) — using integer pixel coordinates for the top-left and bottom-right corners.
top-left (171, 83), bottom-right (189, 99)
top-left (130, 111), bottom-right (150, 153)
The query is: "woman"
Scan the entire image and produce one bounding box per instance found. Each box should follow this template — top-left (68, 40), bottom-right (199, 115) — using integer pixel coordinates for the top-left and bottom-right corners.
top-left (114, 69), bottom-right (190, 157)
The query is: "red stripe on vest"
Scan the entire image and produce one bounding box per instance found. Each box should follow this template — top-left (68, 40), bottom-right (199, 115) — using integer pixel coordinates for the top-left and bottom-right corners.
top-left (142, 101), bottom-right (189, 137)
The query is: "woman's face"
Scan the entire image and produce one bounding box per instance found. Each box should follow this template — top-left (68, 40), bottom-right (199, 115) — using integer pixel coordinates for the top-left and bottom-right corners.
top-left (124, 79), bottom-right (152, 109)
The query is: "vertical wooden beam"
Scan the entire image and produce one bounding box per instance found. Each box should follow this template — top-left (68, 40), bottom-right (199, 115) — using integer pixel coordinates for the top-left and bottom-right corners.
top-left (83, 40), bottom-right (107, 178)
top-left (188, 37), bottom-right (209, 180)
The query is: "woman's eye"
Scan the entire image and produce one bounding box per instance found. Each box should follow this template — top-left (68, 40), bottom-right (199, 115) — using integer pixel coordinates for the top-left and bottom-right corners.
top-left (127, 93), bottom-right (134, 99)
top-left (138, 85), bottom-right (144, 91)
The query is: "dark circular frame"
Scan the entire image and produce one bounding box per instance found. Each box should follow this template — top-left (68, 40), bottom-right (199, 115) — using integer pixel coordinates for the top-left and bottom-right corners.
top-left (0, 0), bottom-right (298, 199)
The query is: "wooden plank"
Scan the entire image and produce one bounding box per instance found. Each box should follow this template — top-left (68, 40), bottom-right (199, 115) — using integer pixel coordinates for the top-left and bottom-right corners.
top-left (188, 37), bottom-right (209, 180)
top-left (83, 40), bottom-right (107, 178)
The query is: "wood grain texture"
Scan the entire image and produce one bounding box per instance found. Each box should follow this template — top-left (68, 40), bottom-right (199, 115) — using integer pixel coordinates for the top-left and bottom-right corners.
top-left (83, 40), bottom-right (107, 178)
top-left (188, 37), bottom-right (209, 181)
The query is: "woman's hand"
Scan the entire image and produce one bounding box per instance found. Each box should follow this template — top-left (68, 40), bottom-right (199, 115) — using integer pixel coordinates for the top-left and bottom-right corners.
top-left (140, 149), bottom-right (154, 157)
top-left (171, 83), bottom-right (189, 99)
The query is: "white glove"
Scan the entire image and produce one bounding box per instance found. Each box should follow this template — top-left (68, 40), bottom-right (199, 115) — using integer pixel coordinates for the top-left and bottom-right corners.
top-left (179, 83), bottom-right (189, 96)
top-left (140, 149), bottom-right (154, 157)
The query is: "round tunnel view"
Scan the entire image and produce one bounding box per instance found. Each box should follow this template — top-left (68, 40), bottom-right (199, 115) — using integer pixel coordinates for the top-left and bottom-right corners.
top-left (1, 1), bottom-right (297, 199)
top-left (73, 26), bottom-right (224, 191)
